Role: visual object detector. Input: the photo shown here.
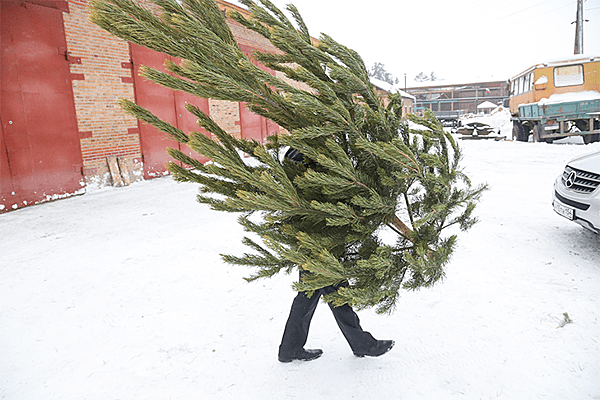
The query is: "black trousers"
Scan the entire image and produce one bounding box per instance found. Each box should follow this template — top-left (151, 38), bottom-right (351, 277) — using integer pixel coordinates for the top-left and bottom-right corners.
top-left (278, 275), bottom-right (378, 357)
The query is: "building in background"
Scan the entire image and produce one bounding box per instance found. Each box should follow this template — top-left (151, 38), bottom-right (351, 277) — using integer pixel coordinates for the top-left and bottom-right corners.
top-left (370, 78), bottom-right (416, 118)
top-left (405, 79), bottom-right (510, 124)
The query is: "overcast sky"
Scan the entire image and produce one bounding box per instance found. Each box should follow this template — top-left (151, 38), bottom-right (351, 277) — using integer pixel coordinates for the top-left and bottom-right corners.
top-left (254, 0), bottom-right (600, 86)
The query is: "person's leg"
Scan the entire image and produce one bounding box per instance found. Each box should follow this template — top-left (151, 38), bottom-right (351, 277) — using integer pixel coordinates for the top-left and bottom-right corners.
top-left (278, 289), bottom-right (323, 362)
top-left (327, 302), bottom-right (376, 353)
top-left (279, 291), bottom-right (319, 352)
top-left (328, 302), bottom-right (395, 357)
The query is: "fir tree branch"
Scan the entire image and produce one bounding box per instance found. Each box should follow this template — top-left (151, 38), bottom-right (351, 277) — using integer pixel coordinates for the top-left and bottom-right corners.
top-left (90, 0), bottom-right (486, 312)
top-left (390, 215), bottom-right (414, 242)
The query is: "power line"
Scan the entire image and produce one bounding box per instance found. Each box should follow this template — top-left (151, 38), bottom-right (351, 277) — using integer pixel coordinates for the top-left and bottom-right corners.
top-left (517, 1), bottom-right (577, 22)
top-left (465, 0), bottom-right (528, 16)
top-left (492, 0), bottom-right (568, 22)
top-left (478, 1), bottom-right (577, 31)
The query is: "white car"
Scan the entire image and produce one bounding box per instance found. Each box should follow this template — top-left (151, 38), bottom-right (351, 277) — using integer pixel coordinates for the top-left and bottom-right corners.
top-left (552, 151), bottom-right (600, 234)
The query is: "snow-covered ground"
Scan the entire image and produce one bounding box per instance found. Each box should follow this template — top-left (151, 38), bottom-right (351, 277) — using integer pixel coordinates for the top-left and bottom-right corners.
top-left (1, 139), bottom-right (599, 400)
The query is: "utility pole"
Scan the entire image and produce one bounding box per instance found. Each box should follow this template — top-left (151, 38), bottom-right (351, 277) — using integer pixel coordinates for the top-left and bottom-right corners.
top-left (574, 0), bottom-right (584, 54)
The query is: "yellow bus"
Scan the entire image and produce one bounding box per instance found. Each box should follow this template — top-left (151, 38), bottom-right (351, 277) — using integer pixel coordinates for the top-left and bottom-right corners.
top-left (509, 55), bottom-right (600, 143)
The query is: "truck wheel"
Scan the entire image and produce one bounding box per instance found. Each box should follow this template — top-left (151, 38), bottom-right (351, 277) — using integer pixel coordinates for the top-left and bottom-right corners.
top-left (533, 123), bottom-right (553, 143)
top-left (532, 124), bottom-right (541, 142)
top-left (587, 121), bottom-right (600, 144)
top-left (583, 134), bottom-right (599, 144)
top-left (512, 122), bottom-right (529, 142)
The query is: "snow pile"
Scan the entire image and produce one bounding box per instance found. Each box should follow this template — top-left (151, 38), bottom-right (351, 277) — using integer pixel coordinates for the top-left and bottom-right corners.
top-left (459, 106), bottom-right (513, 137)
top-left (1, 140), bottom-right (600, 400)
top-left (538, 90), bottom-right (600, 105)
top-left (476, 100), bottom-right (497, 110)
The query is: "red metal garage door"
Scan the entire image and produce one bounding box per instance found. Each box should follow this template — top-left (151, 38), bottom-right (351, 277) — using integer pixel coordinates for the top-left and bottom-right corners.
top-left (129, 44), bottom-right (209, 179)
top-left (239, 102), bottom-right (280, 143)
top-left (1, 1), bottom-right (84, 212)
top-left (238, 44), bottom-right (280, 143)
top-left (171, 56), bottom-right (210, 162)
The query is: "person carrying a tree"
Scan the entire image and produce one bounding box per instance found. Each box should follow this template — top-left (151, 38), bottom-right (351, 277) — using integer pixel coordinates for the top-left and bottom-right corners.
top-left (278, 148), bottom-right (394, 363)
top-left (91, 0), bottom-right (485, 365)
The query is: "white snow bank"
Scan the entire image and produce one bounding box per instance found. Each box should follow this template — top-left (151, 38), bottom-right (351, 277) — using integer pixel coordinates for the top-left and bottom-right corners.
top-left (476, 100), bottom-right (497, 109)
top-left (537, 90), bottom-right (600, 105)
top-left (459, 106), bottom-right (513, 136)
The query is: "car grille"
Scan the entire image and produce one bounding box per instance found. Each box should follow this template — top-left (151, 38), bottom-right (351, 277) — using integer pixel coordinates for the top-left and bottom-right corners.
top-left (562, 166), bottom-right (600, 193)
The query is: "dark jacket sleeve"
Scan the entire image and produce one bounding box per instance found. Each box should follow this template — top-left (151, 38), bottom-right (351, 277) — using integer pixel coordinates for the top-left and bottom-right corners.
top-left (284, 147), bottom-right (304, 164)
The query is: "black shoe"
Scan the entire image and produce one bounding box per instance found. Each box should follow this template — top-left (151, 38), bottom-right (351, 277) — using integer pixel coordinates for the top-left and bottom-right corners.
top-left (354, 340), bottom-right (395, 358)
top-left (278, 348), bottom-right (323, 363)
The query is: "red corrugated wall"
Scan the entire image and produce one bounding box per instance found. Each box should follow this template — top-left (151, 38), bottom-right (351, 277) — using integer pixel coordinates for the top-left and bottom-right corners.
top-left (129, 43), bottom-right (212, 179)
top-left (1, 1), bottom-right (84, 212)
top-left (1, 0), bottom-right (284, 212)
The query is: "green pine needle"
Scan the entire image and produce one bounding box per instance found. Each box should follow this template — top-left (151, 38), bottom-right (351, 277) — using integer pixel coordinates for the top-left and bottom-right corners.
top-left (91, 0), bottom-right (487, 313)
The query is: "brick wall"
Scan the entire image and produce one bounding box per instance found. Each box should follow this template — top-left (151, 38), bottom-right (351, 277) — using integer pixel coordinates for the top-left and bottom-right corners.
top-left (59, 0), bottom-right (299, 189)
top-left (209, 99), bottom-right (242, 139)
top-left (60, 0), bottom-right (287, 188)
top-left (63, 0), bottom-right (142, 188)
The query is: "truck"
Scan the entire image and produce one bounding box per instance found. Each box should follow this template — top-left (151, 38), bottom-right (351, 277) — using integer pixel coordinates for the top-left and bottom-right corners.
top-left (509, 55), bottom-right (600, 144)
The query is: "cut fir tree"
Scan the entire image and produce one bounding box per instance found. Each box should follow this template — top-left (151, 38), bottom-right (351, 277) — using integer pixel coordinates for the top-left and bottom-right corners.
top-left (91, 0), bottom-right (487, 314)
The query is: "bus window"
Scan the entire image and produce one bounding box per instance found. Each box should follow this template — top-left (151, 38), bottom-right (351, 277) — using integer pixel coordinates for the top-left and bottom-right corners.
top-left (519, 76), bottom-right (525, 94)
top-left (554, 64), bottom-right (584, 87)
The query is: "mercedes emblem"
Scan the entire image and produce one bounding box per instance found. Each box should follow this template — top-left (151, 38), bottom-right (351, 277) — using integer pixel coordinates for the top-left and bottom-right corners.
top-left (565, 171), bottom-right (577, 188)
